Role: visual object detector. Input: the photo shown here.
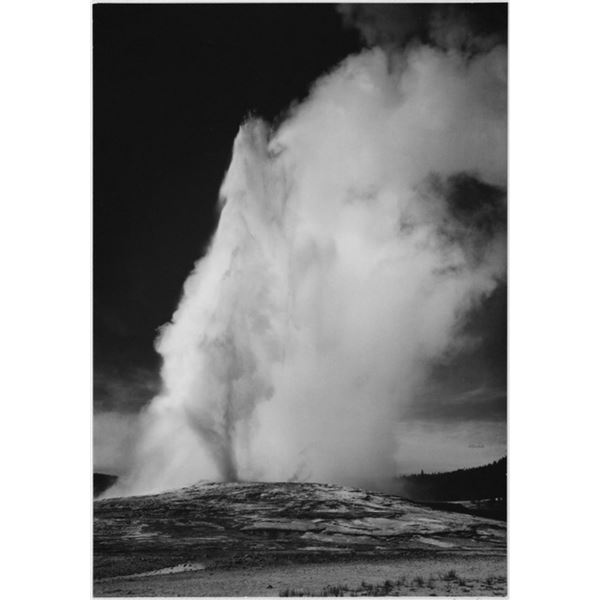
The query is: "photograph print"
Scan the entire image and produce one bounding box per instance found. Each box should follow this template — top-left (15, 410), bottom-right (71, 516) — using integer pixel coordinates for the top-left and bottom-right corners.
top-left (93, 2), bottom-right (508, 597)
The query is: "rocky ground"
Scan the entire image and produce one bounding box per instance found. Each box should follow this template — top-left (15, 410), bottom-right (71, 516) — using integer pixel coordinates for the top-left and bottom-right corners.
top-left (94, 481), bottom-right (506, 597)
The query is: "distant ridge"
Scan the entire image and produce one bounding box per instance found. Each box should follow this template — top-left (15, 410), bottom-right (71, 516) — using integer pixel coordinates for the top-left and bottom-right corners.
top-left (94, 473), bottom-right (118, 498)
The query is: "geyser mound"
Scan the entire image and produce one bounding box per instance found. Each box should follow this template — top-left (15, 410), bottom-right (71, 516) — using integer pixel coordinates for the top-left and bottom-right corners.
top-left (109, 45), bottom-right (506, 498)
top-left (94, 480), bottom-right (506, 580)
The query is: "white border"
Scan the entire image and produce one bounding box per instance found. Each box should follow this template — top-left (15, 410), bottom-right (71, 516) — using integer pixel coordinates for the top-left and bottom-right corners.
top-left (2, 1), bottom-right (599, 599)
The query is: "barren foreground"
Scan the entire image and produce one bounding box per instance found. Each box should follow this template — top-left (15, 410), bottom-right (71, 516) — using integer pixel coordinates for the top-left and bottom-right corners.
top-left (95, 556), bottom-right (506, 597)
top-left (94, 481), bottom-right (506, 597)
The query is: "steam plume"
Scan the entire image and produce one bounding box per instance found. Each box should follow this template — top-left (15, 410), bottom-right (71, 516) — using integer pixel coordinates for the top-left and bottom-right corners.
top-left (108, 32), bottom-right (506, 497)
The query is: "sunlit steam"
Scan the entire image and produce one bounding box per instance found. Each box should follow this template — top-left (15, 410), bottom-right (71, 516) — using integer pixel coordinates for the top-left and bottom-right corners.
top-left (108, 42), bottom-right (506, 497)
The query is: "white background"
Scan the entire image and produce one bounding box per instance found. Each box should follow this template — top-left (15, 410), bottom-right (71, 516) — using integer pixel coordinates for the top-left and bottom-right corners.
top-left (0, 0), bottom-right (598, 598)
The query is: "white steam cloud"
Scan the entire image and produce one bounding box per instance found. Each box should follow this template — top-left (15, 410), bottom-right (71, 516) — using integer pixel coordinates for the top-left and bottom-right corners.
top-left (108, 42), bottom-right (507, 497)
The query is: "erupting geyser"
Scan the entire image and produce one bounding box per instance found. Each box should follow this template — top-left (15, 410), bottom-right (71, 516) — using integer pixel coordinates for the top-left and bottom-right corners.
top-left (109, 43), bottom-right (506, 497)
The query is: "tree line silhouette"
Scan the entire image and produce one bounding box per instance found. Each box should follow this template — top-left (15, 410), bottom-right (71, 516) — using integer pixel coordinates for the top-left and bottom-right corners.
top-left (397, 456), bottom-right (507, 502)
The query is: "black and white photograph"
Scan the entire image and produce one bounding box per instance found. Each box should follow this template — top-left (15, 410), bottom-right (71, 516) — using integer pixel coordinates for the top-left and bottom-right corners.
top-left (93, 2), bottom-right (508, 597)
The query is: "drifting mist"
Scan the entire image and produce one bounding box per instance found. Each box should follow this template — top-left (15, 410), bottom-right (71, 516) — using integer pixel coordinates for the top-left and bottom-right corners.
top-left (108, 29), bottom-right (506, 497)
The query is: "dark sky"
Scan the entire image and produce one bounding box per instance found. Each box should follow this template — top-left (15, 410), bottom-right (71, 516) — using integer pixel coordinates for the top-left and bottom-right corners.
top-left (93, 4), bottom-right (506, 430)
top-left (93, 3), bottom-right (362, 411)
